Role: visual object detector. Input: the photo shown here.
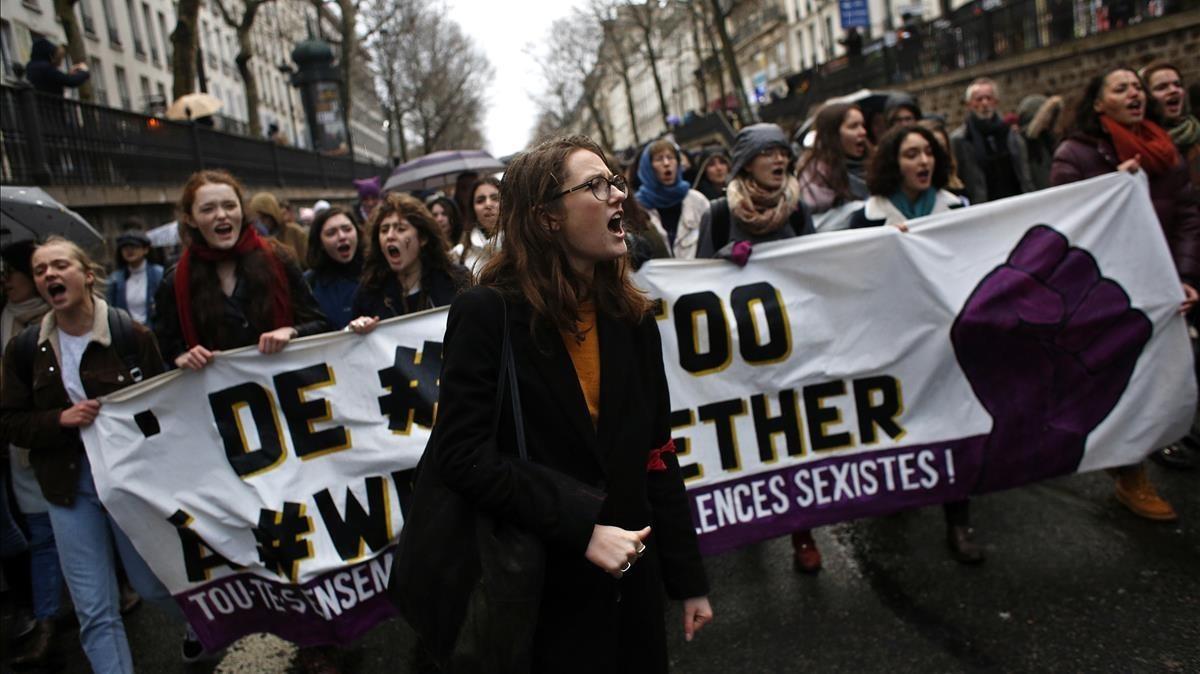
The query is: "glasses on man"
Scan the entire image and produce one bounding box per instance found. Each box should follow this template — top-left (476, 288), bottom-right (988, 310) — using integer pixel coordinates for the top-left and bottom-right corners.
top-left (546, 174), bottom-right (628, 203)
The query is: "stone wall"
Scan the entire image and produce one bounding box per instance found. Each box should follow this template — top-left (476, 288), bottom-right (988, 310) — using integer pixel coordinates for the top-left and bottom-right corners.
top-left (908, 10), bottom-right (1200, 129)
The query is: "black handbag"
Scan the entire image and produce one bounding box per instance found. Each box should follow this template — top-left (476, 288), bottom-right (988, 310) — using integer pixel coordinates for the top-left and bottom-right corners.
top-left (389, 296), bottom-right (544, 672)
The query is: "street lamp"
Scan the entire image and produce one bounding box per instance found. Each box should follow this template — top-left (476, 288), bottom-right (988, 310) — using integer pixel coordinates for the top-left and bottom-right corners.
top-left (277, 62), bottom-right (299, 147)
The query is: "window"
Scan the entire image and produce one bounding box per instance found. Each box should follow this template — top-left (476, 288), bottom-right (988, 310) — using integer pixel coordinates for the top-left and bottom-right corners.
top-left (89, 57), bottom-right (108, 105)
top-left (204, 22), bottom-right (217, 68)
top-left (139, 75), bottom-right (150, 109)
top-left (157, 11), bottom-right (171, 62)
top-left (79, 0), bottom-right (97, 37)
top-left (142, 3), bottom-right (158, 65)
top-left (156, 80), bottom-right (166, 101)
top-left (101, 0), bottom-right (121, 46)
top-left (114, 64), bottom-right (131, 109)
top-left (126, 0), bottom-right (145, 56)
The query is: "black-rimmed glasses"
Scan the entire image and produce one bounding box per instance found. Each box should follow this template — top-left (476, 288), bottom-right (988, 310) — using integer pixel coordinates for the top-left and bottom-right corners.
top-left (546, 174), bottom-right (627, 203)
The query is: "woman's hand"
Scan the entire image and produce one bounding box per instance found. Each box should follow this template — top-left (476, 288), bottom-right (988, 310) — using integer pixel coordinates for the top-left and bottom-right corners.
top-left (584, 525), bottom-right (650, 578)
top-left (258, 327), bottom-right (299, 354)
top-left (1181, 282), bottom-right (1197, 315)
top-left (682, 596), bottom-right (713, 642)
top-left (347, 316), bottom-right (381, 335)
top-left (1117, 154), bottom-right (1141, 174)
top-left (175, 345), bottom-right (214, 370)
top-left (890, 221), bottom-right (910, 233)
top-left (60, 400), bottom-right (100, 428)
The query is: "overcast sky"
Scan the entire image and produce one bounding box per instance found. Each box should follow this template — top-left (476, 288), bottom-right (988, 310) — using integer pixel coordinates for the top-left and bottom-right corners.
top-left (446, 0), bottom-right (581, 158)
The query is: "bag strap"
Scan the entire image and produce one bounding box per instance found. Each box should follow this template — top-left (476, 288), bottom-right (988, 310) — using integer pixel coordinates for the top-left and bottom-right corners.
top-left (10, 323), bottom-right (40, 390)
top-left (491, 290), bottom-right (529, 462)
top-left (711, 198), bottom-right (731, 252)
top-left (106, 306), bottom-right (144, 383)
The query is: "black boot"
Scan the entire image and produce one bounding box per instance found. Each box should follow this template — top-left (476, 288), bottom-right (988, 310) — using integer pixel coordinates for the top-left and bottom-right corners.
top-left (946, 526), bottom-right (985, 565)
top-left (11, 619), bottom-right (54, 669)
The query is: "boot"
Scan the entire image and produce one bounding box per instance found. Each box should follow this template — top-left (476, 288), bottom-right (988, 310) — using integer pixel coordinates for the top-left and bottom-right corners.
top-left (790, 530), bottom-right (822, 573)
top-left (10, 619), bottom-right (54, 669)
top-left (1114, 464), bottom-right (1177, 521)
top-left (946, 525), bottom-right (985, 564)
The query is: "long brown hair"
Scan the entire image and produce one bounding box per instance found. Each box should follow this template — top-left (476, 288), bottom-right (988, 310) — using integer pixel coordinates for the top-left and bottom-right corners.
top-left (175, 169), bottom-right (294, 347)
top-left (478, 135), bottom-right (649, 336)
top-left (796, 102), bottom-right (864, 201)
top-left (360, 193), bottom-right (463, 293)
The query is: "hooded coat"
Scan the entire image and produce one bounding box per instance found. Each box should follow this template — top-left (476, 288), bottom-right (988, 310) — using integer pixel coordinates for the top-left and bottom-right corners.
top-left (692, 147), bottom-right (731, 201)
top-left (25, 38), bottom-right (89, 97)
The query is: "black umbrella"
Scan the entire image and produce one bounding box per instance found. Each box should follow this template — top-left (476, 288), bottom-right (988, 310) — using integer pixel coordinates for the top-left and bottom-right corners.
top-left (1, 186), bottom-right (104, 249)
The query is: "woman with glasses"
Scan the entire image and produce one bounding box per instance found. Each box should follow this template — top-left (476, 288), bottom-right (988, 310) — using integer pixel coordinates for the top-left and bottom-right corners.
top-left (697, 123), bottom-right (814, 263)
top-left (634, 138), bottom-right (712, 259)
top-left (400, 135), bottom-right (712, 671)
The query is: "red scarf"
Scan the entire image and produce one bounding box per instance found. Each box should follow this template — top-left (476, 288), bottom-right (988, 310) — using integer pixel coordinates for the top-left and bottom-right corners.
top-left (1099, 116), bottom-right (1181, 177)
top-left (174, 225), bottom-right (293, 349)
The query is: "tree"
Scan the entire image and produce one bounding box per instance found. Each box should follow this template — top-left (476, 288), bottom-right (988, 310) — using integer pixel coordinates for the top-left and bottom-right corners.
top-left (532, 12), bottom-right (614, 153)
top-left (683, 0), bottom-right (708, 113)
top-left (214, 0), bottom-right (275, 138)
top-left (362, 0), bottom-right (423, 162)
top-left (170, 0), bottom-right (202, 100)
top-left (51, 0), bottom-right (94, 101)
top-left (591, 0), bottom-right (640, 148)
top-left (708, 0), bottom-right (752, 125)
top-left (623, 0), bottom-right (671, 131)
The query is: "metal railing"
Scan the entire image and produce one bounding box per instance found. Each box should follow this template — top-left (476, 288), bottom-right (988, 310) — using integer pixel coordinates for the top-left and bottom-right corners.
top-left (0, 84), bottom-right (387, 189)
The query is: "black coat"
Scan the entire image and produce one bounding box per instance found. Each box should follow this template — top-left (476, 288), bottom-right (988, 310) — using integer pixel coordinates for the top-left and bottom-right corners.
top-left (154, 256), bottom-right (328, 362)
top-left (419, 287), bottom-right (708, 672)
top-left (350, 265), bottom-right (467, 320)
top-left (25, 38), bottom-right (89, 97)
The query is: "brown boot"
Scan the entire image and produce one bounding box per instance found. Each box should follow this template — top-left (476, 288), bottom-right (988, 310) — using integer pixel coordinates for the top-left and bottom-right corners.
top-left (1114, 464), bottom-right (1177, 521)
top-left (10, 619), bottom-right (54, 669)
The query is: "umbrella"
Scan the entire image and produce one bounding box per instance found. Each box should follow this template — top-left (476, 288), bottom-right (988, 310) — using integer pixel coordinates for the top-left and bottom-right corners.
top-left (167, 92), bottom-right (223, 121)
top-left (383, 150), bottom-right (505, 193)
top-left (0, 185), bottom-right (104, 249)
top-left (147, 221), bottom-right (180, 248)
top-left (793, 89), bottom-right (905, 147)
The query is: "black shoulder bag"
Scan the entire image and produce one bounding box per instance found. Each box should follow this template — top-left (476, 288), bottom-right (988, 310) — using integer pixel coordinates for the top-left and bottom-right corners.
top-left (389, 294), bottom-right (544, 672)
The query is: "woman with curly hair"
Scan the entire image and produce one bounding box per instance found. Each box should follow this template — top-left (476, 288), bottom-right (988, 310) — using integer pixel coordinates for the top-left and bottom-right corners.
top-left (303, 206), bottom-right (363, 331)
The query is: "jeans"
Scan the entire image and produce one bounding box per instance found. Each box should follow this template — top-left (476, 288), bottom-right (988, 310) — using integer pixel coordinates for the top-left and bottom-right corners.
top-left (26, 512), bottom-right (63, 620)
top-left (0, 478), bottom-right (28, 557)
top-left (47, 455), bottom-right (178, 674)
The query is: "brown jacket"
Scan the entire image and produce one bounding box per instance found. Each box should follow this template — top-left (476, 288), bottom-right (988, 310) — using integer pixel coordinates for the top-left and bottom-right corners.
top-left (0, 298), bottom-right (165, 506)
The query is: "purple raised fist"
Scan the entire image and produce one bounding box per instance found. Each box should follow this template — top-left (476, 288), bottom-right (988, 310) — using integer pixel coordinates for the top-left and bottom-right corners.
top-left (950, 225), bottom-right (1152, 493)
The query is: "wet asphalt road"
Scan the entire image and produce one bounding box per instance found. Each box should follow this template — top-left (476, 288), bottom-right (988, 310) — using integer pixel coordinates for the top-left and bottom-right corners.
top-left (6, 461), bottom-right (1198, 673)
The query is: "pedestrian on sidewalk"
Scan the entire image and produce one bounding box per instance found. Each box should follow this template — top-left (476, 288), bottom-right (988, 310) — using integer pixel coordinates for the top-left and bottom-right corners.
top-left (1050, 65), bottom-right (1200, 521)
top-left (304, 206), bottom-right (363, 331)
top-left (395, 135), bottom-right (711, 671)
top-left (796, 102), bottom-right (871, 232)
top-left (0, 238), bottom-right (182, 674)
top-left (24, 38), bottom-right (88, 98)
top-left (346, 193), bottom-right (468, 332)
top-left (634, 138), bottom-right (711, 259)
top-left (951, 78), bottom-right (1035, 204)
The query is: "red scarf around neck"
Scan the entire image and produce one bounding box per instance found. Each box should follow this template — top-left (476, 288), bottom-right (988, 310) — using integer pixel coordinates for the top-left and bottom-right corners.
top-left (174, 225), bottom-right (293, 349)
top-left (1099, 115), bottom-right (1181, 177)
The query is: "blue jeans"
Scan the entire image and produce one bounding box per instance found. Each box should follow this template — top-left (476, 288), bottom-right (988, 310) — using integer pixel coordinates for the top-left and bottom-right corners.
top-left (47, 455), bottom-right (178, 674)
top-left (25, 512), bottom-right (63, 620)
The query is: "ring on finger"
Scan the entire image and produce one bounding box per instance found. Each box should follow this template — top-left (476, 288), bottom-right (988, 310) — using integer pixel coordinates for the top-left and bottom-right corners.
top-left (619, 561), bottom-right (632, 574)
top-left (635, 543), bottom-right (646, 557)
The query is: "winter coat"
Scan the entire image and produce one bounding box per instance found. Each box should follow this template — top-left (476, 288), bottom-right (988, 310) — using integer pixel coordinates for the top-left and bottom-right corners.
top-left (951, 120), bottom-right (1035, 203)
top-left (695, 197), bottom-right (815, 259)
top-left (304, 267), bottom-right (360, 331)
top-left (0, 299), bottom-right (165, 506)
top-left (153, 257), bottom-right (329, 363)
top-left (1050, 134), bottom-right (1200, 284)
top-left (350, 266), bottom-right (468, 321)
top-left (644, 190), bottom-right (711, 260)
top-left (24, 38), bottom-right (88, 97)
top-left (847, 190), bottom-right (966, 229)
top-left (411, 287), bottom-right (708, 671)
top-left (106, 263), bottom-right (164, 324)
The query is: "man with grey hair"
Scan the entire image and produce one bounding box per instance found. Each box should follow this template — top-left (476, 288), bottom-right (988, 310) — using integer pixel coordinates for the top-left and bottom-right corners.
top-left (950, 77), bottom-right (1035, 203)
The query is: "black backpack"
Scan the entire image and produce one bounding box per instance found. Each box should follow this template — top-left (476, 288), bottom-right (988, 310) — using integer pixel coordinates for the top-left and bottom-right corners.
top-left (706, 197), bottom-right (815, 253)
top-left (10, 306), bottom-right (146, 390)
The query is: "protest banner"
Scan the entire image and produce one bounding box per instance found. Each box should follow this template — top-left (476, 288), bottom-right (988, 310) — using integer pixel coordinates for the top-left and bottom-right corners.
top-left (83, 172), bottom-right (1195, 649)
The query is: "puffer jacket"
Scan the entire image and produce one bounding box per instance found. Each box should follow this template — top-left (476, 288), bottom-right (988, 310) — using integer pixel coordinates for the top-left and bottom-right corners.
top-left (1050, 133), bottom-right (1200, 284)
top-left (0, 299), bottom-right (165, 506)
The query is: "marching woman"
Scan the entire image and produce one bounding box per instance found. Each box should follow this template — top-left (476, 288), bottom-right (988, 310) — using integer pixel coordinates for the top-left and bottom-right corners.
top-left (347, 193), bottom-right (469, 331)
top-left (397, 135), bottom-right (712, 671)
top-left (634, 138), bottom-right (711, 259)
top-left (1051, 66), bottom-right (1200, 520)
top-left (154, 169), bottom-right (328, 369)
top-left (304, 206), bottom-right (364, 331)
top-left (0, 237), bottom-right (184, 672)
top-left (426, 194), bottom-right (464, 248)
top-left (796, 102), bottom-right (872, 232)
top-left (454, 176), bottom-right (502, 275)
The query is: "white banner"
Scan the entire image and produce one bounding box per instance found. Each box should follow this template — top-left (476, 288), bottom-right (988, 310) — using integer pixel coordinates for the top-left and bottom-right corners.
top-left (84, 172), bottom-right (1195, 649)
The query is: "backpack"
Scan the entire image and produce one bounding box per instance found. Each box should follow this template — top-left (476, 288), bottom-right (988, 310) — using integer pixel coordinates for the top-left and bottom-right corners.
top-left (706, 197), bottom-right (815, 253)
top-left (10, 306), bottom-right (145, 390)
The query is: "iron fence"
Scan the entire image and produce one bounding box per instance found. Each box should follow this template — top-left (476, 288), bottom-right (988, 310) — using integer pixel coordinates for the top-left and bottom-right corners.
top-left (0, 84), bottom-right (386, 189)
